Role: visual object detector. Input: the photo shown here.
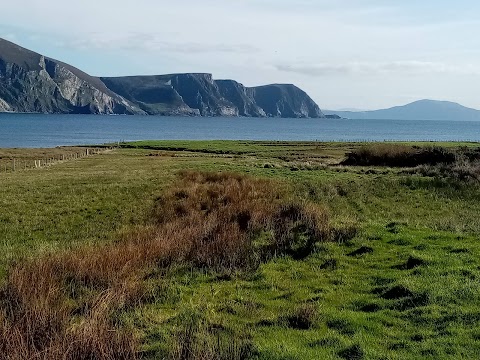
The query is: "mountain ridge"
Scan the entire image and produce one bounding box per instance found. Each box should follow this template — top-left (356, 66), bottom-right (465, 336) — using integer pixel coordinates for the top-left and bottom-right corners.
top-left (324, 99), bottom-right (480, 121)
top-left (0, 38), bottom-right (324, 118)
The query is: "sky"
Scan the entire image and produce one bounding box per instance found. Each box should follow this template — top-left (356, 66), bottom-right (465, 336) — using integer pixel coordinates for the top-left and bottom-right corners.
top-left (1, 0), bottom-right (480, 110)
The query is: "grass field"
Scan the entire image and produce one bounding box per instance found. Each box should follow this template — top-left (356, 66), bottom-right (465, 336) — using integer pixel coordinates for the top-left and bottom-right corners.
top-left (0, 141), bottom-right (479, 359)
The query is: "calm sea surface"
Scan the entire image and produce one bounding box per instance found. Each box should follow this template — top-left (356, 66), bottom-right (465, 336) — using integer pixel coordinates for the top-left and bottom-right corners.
top-left (1, 113), bottom-right (480, 148)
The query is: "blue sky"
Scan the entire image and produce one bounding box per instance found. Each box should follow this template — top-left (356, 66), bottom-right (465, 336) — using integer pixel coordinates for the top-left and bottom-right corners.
top-left (1, 0), bottom-right (480, 110)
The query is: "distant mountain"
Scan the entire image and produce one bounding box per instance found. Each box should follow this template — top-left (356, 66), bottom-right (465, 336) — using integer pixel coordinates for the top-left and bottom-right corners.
top-left (336, 107), bottom-right (368, 112)
top-left (0, 38), bottom-right (324, 118)
top-left (324, 100), bottom-right (480, 121)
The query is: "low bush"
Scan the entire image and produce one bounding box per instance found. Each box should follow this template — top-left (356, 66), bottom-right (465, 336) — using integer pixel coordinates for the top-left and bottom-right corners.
top-left (343, 144), bottom-right (480, 183)
top-left (342, 144), bottom-right (457, 167)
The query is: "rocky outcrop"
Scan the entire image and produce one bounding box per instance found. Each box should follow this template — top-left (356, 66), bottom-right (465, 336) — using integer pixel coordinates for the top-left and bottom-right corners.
top-left (248, 84), bottom-right (324, 118)
top-left (101, 75), bottom-right (324, 118)
top-left (0, 38), bottom-right (143, 114)
top-left (0, 97), bottom-right (11, 112)
top-left (101, 73), bottom-right (240, 117)
top-left (100, 75), bottom-right (199, 116)
top-left (0, 38), bottom-right (325, 118)
top-left (325, 114), bottom-right (342, 119)
top-left (215, 80), bottom-right (266, 117)
top-left (167, 73), bottom-right (238, 116)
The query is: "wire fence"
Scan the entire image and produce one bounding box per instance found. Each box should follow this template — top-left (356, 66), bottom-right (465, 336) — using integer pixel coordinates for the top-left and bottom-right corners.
top-left (0, 147), bottom-right (114, 174)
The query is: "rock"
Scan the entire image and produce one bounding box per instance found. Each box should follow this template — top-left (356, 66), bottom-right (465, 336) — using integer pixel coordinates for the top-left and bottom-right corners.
top-left (248, 84), bottom-right (324, 118)
top-left (215, 80), bottom-right (266, 117)
top-left (0, 38), bottom-right (144, 114)
top-left (0, 97), bottom-right (11, 111)
top-left (325, 114), bottom-right (342, 119)
top-left (99, 75), bottom-right (200, 116)
top-left (0, 37), bottom-right (325, 118)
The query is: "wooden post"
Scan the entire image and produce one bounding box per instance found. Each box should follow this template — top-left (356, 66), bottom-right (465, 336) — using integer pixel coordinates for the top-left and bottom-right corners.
top-left (12, 159), bottom-right (15, 172)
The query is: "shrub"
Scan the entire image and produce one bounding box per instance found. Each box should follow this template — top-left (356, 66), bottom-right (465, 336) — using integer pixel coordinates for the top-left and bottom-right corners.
top-left (342, 144), bottom-right (457, 167)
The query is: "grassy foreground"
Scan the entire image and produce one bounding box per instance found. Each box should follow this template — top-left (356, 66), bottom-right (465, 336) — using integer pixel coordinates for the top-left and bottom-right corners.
top-left (0, 141), bottom-right (480, 359)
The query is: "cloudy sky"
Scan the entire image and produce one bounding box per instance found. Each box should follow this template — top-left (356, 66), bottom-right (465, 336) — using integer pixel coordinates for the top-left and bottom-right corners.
top-left (1, 0), bottom-right (480, 110)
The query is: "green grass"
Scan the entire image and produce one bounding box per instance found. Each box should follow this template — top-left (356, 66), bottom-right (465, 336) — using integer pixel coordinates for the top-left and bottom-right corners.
top-left (1, 141), bottom-right (480, 358)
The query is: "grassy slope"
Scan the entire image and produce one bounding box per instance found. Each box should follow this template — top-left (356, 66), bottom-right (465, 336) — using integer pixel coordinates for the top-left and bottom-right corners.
top-left (1, 141), bottom-right (480, 359)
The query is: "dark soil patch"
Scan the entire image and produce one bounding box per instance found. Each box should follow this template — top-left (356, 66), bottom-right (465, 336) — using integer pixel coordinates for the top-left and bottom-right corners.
top-left (449, 248), bottom-right (471, 254)
top-left (348, 246), bottom-right (374, 257)
top-left (320, 258), bottom-right (338, 270)
top-left (381, 285), bottom-right (415, 300)
top-left (338, 344), bottom-right (364, 360)
top-left (327, 319), bottom-right (356, 336)
top-left (358, 302), bottom-right (382, 313)
top-left (393, 256), bottom-right (427, 270)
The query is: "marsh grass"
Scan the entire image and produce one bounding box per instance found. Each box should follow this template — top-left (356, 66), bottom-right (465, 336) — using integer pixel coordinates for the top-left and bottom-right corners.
top-left (341, 144), bottom-right (460, 167)
top-left (1, 141), bottom-right (480, 359)
top-left (0, 171), bottom-right (333, 359)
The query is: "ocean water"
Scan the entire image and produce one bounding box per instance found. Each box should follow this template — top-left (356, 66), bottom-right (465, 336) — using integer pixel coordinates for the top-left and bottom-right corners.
top-left (1, 113), bottom-right (480, 148)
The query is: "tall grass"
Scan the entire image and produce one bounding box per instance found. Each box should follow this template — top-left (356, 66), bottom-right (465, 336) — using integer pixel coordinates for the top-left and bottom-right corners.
top-left (342, 144), bottom-right (480, 182)
top-left (341, 144), bottom-right (458, 167)
top-left (0, 171), bottom-right (333, 359)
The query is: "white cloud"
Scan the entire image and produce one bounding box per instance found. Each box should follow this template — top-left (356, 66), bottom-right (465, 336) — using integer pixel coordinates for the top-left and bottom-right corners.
top-left (275, 61), bottom-right (480, 77)
top-left (2, 0), bottom-right (480, 109)
top-left (57, 33), bottom-right (259, 54)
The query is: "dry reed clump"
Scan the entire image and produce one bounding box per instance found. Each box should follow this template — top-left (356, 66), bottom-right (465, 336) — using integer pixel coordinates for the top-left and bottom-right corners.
top-left (151, 171), bottom-right (331, 268)
top-left (170, 309), bottom-right (255, 360)
top-left (0, 171), bottom-right (332, 359)
top-left (285, 304), bottom-right (318, 330)
top-left (342, 144), bottom-right (457, 167)
top-left (412, 159), bottom-right (480, 183)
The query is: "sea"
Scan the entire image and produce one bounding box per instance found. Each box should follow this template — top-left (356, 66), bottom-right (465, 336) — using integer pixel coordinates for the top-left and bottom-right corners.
top-left (1, 113), bottom-right (480, 148)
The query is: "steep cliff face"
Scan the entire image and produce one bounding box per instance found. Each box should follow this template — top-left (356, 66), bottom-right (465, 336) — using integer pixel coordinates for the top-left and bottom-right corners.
top-left (100, 75), bottom-right (324, 118)
top-left (215, 80), bottom-right (266, 117)
top-left (248, 84), bottom-right (324, 118)
top-left (100, 75), bottom-right (199, 116)
top-left (0, 97), bottom-right (11, 111)
top-left (0, 38), bottom-right (143, 114)
top-left (101, 74), bottom-right (239, 116)
top-left (0, 38), bottom-right (325, 118)
top-left (168, 74), bottom-right (238, 116)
